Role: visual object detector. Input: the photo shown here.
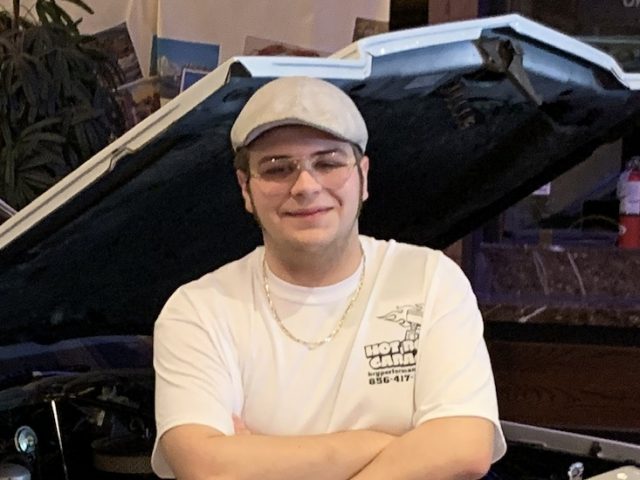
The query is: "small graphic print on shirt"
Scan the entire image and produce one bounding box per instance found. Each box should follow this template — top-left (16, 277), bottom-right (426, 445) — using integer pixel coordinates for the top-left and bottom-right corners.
top-left (364, 304), bottom-right (423, 386)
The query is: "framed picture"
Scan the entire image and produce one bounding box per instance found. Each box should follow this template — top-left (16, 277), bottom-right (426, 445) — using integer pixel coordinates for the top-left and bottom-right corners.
top-left (180, 67), bottom-right (210, 92)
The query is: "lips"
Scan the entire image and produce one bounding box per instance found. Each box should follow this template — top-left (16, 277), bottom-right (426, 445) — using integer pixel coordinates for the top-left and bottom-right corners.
top-left (286, 207), bottom-right (332, 217)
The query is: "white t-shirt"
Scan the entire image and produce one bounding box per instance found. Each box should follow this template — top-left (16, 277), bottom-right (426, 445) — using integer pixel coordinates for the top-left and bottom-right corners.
top-left (151, 236), bottom-right (507, 478)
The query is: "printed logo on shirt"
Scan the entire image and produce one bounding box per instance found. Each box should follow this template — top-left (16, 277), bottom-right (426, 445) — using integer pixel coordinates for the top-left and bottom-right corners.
top-left (364, 303), bottom-right (423, 386)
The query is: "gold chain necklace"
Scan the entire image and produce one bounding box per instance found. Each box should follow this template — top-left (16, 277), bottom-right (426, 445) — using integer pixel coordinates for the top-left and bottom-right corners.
top-left (262, 249), bottom-right (366, 350)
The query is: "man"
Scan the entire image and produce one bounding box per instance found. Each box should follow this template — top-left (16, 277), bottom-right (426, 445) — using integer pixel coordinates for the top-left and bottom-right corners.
top-left (151, 76), bottom-right (506, 479)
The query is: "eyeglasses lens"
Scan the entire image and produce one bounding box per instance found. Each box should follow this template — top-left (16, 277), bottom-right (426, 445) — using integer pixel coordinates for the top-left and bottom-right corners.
top-left (253, 151), bottom-right (354, 194)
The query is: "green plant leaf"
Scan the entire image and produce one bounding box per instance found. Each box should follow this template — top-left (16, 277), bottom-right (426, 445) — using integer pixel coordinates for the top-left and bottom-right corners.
top-left (10, 178), bottom-right (35, 207)
top-left (2, 147), bottom-right (15, 188)
top-left (18, 150), bottom-right (62, 170)
top-left (60, 0), bottom-right (94, 15)
top-left (25, 131), bottom-right (66, 144)
top-left (10, 96), bottom-right (27, 123)
top-left (21, 116), bottom-right (62, 136)
top-left (35, 1), bottom-right (76, 31)
top-left (34, 1), bottom-right (53, 25)
top-left (0, 121), bottom-right (13, 151)
top-left (51, 5), bottom-right (75, 28)
top-left (21, 168), bottom-right (57, 189)
top-left (0, 35), bottom-right (16, 50)
top-left (0, 51), bottom-right (16, 90)
top-left (69, 105), bottom-right (100, 124)
top-left (1, 0), bottom-right (125, 208)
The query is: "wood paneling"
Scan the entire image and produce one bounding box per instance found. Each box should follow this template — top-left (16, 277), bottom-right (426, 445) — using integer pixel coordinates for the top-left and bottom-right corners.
top-left (429, 0), bottom-right (478, 24)
top-left (487, 340), bottom-right (640, 432)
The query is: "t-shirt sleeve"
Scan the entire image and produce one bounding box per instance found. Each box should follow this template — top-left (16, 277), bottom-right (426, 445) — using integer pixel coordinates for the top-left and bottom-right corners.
top-left (151, 285), bottom-right (240, 478)
top-left (413, 253), bottom-right (507, 463)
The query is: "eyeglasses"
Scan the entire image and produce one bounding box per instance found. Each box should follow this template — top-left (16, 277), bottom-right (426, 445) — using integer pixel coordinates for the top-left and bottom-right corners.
top-left (249, 150), bottom-right (357, 195)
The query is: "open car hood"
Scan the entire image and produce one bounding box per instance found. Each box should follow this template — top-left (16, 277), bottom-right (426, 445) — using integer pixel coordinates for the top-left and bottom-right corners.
top-left (1, 14), bottom-right (639, 345)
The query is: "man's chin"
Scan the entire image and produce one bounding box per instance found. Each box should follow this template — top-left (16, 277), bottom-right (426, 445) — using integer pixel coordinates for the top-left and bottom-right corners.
top-left (283, 228), bottom-right (359, 253)
top-left (287, 232), bottom-right (334, 251)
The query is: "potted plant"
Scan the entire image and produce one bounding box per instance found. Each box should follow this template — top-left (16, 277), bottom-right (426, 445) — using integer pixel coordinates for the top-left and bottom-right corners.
top-left (0, 0), bottom-right (124, 209)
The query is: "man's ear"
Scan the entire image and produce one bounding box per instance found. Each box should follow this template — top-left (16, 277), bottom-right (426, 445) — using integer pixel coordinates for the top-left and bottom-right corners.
top-left (236, 170), bottom-right (254, 213)
top-left (359, 155), bottom-right (370, 202)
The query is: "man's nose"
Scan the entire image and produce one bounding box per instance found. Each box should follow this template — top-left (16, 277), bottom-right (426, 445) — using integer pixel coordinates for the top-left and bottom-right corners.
top-left (289, 166), bottom-right (322, 195)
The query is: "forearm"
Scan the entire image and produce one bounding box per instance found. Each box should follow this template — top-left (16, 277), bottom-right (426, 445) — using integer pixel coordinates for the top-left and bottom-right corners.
top-left (350, 417), bottom-right (495, 480)
top-left (161, 425), bottom-right (394, 480)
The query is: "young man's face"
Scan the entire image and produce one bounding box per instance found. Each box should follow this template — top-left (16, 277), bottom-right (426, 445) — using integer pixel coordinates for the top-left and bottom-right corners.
top-left (236, 125), bottom-right (369, 255)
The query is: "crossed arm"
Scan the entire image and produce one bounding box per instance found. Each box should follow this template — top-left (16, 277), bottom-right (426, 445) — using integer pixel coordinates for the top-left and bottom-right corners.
top-left (159, 415), bottom-right (494, 480)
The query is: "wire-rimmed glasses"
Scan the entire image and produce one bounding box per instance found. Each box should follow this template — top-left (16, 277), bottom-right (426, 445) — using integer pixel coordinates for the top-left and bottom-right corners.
top-left (249, 149), bottom-right (357, 195)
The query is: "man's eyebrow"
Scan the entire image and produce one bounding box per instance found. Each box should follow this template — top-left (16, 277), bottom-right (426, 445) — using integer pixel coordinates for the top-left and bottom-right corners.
top-left (254, 147), bottom-right (346, 165)
top-left (255, 155), bottom-right (288, 165)
top-left (315, 148), bottom-right (344, 156)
